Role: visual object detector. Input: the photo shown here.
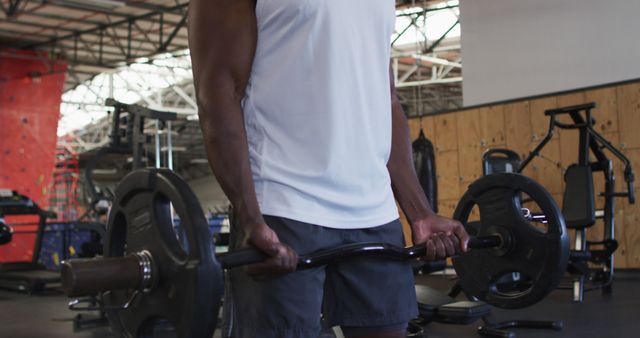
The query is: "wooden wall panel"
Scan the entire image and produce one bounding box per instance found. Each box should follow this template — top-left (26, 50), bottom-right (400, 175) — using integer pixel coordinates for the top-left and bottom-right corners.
top-left (457, 150), bottom-right (483, 186)
top-left (622, 201), bottom-right (640, 267)
top-left (504, 101), bottom-right (533, 158)
top-left (438, 199), bottom-right (459, 219)
top-left (557, 92), bottom-right (587, 107)
top-left (434, 114), bottom-right (458, 152)
top-left (585, 87), bottom-right (618, 134)
top-left (530, 97), bottom-right (558, 141)
top-left (456, 109), bottom-right (482, 148)
top-left (405, 79), bottom-right (640, 268)
top-left (617, 82), bottom-right (640, 149)
top-left (421, 116), bottom-right (436, 139)
top-left (436, 151), bottom-right (461, 201)
top-left (480, 106), bottom-right (506, 147)
top-left (457, 109), bottom-right (482, 184)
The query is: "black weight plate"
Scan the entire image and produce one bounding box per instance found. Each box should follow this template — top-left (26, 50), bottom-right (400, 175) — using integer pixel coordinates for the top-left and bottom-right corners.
top-left (452, 173), bottom-right (569, 309)
top-left (104, 169), bottom-right (222, 338)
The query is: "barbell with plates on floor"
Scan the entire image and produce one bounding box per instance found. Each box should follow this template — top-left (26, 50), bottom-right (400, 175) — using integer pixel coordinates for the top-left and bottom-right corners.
top-left (60, 168), bottom-right (570, 338)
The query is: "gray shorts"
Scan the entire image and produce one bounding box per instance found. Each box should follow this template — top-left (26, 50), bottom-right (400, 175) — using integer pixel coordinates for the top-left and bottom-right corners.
top-left (224, 216), bottom-right (418, 338)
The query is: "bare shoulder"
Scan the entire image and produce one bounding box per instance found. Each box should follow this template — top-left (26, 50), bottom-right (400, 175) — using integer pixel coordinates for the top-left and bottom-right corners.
top-left (188, 0), bottom-right (258, 100)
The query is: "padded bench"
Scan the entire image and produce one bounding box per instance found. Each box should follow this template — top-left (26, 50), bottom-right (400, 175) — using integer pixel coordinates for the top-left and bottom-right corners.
top-left (415, 284), bottom-right (491, 325)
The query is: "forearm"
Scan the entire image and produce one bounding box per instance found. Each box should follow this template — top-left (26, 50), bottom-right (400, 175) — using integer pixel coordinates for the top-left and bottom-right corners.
top-left (199, 102), bottom-right (263, 228)
top-left (387, 97), bottom-right (435, 224)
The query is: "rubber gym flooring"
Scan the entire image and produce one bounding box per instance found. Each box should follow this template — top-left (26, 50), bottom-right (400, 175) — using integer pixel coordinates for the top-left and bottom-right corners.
top-left (0, 272), bottom-right (638, 338)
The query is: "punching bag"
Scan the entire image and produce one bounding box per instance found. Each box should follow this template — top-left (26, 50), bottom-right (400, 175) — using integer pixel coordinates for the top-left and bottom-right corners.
top-left (412, 130), bottom-right (438, 213)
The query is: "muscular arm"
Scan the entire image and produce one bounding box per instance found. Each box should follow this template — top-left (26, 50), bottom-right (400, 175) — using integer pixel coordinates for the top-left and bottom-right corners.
top-left (188, 0), bottom-right (296, 275)
top-left (189, 0), bottom-right (260, 227)
top-left (386, 65), bottom-right (434, 224)
top-left (386, 66), bottom-right (469, 255)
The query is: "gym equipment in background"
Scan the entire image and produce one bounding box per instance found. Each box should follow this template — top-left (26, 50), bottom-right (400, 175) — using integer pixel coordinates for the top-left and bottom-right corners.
top-left (0, 217), bottom-right (12, 245)
top-left (518, 102), bottom-right (635, 302)
top-left (81, 98), bottom-right (179, 222)
top-left (482, 148), bottom-right (521, 175)
top-left (60, 169), bottom-right (569, 338)
top-left (0, 189), bottom-right (58, 293)
top-left (413, 129), bottom-right (438, 213)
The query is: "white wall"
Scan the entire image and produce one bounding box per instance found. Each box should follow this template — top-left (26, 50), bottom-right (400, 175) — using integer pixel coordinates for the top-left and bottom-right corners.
top-left (460, 0), bottom-right (640, 106)
top-left (187, 175), bottom-right (229, 214)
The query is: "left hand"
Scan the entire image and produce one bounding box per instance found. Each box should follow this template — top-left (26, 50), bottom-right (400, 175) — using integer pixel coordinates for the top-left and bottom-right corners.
top-left (411, 214), bottom-right (469, 261)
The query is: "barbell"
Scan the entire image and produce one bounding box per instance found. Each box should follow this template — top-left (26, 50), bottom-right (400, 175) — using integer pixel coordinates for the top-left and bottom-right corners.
top-left (61, 169), bottom-right (569, 338)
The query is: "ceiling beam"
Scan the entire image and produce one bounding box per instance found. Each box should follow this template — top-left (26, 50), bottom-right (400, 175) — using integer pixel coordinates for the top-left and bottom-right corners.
top-left (23, 2), bottom-right (188, 49)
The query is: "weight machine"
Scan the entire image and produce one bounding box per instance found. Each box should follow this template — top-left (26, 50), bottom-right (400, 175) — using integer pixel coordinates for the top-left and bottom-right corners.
top-left (518, 102), bottom-right (635, 302)
top-left (81, 98), bottom-right (179, 221)
top-left (74, 99), bottom-right (179, 330)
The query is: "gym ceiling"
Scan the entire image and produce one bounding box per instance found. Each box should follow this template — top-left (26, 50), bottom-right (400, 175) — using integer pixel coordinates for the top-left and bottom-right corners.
top-left (0, 0), bottom-right (454, 91)
top-left (0, 0), bottom-right (459, 180)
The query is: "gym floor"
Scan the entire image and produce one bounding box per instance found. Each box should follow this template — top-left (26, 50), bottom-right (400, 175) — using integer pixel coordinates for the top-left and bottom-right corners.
top-left (1, 272), bottom-right (638, 338)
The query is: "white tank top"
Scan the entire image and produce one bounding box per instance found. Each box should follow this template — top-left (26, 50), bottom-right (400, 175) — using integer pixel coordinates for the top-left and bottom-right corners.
top-left (243, 0), bottom-right (398, 229)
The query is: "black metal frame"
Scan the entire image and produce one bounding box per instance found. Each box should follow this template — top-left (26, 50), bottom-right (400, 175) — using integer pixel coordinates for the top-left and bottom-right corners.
top-left (0, 191), bottom-right (57, 265)
top-left (518, 102), bottom-right (635, 301)
top-left (82, 98), bottom-right (178, 217)
top-left (392, 4), bottom-right (460, 50)
top-left (22, 4), bottom-right (189, 64)
top-left (0, 1), bottom-right (191, 90)
top-left (0, 0), bottom-right (24, 17)
top-left (0, 191), bottom-right (59, 293)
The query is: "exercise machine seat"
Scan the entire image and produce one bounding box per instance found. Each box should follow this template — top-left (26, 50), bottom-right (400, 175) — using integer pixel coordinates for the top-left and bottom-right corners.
top-left (562, 164), bottom-right (596, 228)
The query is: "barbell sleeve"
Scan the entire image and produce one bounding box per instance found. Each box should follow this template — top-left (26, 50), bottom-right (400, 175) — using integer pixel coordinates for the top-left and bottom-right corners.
top-left (61, 255), bottom-right (143, 298)
top-left (61, 251), bottom-right (153, 298)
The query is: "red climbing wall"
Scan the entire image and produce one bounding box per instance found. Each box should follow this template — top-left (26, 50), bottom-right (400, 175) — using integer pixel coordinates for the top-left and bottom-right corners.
top-left (0, 49), bottom-right (67, 262)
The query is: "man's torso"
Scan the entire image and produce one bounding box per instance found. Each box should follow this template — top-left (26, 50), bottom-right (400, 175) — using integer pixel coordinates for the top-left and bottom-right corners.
top-left (243, 0), bottom-right (398, 229)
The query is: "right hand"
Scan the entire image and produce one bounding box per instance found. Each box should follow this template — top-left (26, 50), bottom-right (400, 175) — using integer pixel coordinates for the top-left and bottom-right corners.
top-left (244, 223), bottom-right (298, 280)
top-left (411, 213), bottom-right (469, 261)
